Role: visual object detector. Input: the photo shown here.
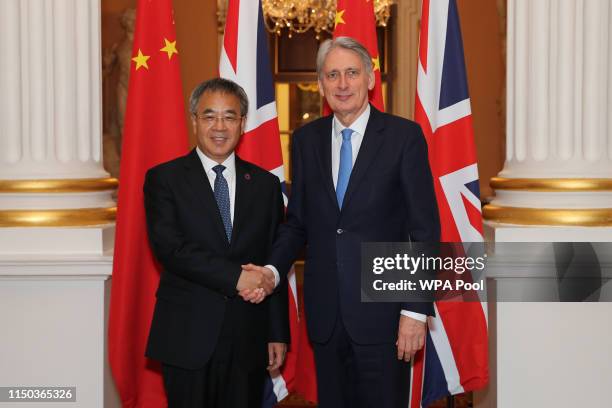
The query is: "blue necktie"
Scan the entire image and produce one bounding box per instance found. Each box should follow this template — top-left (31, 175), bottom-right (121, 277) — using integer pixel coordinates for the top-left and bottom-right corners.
top-left (212, 165), bottom-right (232, 242)
top-left (336, 128), bottom-right (354, 208)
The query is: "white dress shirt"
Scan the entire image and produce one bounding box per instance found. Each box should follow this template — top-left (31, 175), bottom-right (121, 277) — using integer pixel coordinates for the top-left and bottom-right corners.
top-left (196, 147), bottom-right (236, 223)
top-left (268, 105), bottom-right (426, 323)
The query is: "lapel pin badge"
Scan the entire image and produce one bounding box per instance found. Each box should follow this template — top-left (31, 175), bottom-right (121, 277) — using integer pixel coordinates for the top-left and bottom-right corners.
top-left (244, 173), bottom-right (251, 181)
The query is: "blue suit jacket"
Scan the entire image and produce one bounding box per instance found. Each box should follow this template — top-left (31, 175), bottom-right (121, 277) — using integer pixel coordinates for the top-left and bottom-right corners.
top-left (269, 106), bottom-right (440, 344)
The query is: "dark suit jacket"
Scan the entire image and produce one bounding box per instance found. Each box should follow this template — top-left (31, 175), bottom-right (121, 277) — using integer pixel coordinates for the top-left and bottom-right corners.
top-left (269, 106), bottom-right (440, 345)
top-left (144, 149), bottom-right (289, 370)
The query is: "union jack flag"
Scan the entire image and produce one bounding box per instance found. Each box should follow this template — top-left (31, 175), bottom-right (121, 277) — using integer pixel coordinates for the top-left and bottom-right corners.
top-left (219, 1), bottom-right (301, 406)
top-left (411, 0), bottom-right (489, 406)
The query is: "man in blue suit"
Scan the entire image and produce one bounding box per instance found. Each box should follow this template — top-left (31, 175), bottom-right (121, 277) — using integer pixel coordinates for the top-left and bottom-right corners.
top-left (244, 37), bottom-right (440, 408)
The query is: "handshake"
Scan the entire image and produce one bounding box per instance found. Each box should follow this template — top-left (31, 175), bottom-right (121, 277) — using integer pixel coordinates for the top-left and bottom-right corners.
top-left (236, 263), bottom-right (276, 304)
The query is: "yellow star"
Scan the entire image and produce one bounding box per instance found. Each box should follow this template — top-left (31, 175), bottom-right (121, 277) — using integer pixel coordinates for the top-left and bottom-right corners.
top-left (335, 9), bottom-right (346, 28)
top-left (160, 38), bottom-right (178, 60)
top-left (372, 56), bottom-right (381, 71)
top-left (132, 49), bottom-right (150, 70)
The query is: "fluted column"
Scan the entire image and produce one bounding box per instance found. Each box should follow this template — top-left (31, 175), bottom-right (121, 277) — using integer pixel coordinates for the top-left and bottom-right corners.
top-left (476, 2), bottom-right (612, 407)
top-left (484, 0), bottom-right (612, 227)
top-left (0, 0), bottom-right (116, 229)
top-left (0, 2), bottom-right (119, 406)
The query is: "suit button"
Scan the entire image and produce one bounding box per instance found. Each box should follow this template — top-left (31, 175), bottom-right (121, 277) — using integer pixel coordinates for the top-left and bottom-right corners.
top-left (336, 228), bottom-right (344, 235)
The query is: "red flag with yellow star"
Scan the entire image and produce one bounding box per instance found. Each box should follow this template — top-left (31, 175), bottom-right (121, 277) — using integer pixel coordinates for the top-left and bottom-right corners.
top-left (108, 0), bottom-right (188, 406)
top-left (331, 0), bottom-right (385, 111)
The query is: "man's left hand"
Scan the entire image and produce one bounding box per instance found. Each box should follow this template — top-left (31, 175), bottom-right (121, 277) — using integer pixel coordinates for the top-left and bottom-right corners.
top-left (267, 342), bottom-right (287, 371)
top-left (396, 315), bottom-right (426, 362)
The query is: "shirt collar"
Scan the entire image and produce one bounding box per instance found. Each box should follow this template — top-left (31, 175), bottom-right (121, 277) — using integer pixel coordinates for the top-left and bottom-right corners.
top-left (196, 147), bottom-right (236, 176)
top-left (333, 103), bottom-right (371, 138)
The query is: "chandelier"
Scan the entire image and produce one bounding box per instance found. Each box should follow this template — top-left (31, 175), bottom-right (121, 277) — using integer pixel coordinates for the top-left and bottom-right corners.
top-left (261, 0), bottom-right (395, 39)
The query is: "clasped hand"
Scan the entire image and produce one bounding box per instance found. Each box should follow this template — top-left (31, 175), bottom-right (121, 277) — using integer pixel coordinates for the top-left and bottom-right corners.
top-left (236, 263), bottom-right (275, 303)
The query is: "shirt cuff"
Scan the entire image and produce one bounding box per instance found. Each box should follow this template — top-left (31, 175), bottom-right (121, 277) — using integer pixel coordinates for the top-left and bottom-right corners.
top-left (265, 264), bottom-right (280, 288)
top-left (400, 310), bottom-right (427, 323)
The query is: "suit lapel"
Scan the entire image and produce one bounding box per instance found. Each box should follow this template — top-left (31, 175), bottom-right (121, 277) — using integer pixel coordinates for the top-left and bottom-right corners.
top-left (231, 156), bottom-right (254, 248)
top-left (183, 149), bottom-right (228, 244)
top-left (341, 106), bottom-right (386, 210)
top-left (312, 115), bottom-right (341, 212)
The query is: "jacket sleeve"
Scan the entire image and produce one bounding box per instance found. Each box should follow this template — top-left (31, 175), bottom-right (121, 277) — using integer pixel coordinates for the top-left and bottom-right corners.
top-left (399, 123), bottom-right (441, 316)
top-left (268, 130), bottom-right (308, 279)
top-left (143, 167), bottom-right (241, 297)
top-left (400, 123), bottom-right (441, 243)
top-left (267, 179), bottom-right (291, 343)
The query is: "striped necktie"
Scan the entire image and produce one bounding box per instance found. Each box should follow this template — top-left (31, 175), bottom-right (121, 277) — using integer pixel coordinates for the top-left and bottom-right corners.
top-left (212, 164), bottom-right (232, 242)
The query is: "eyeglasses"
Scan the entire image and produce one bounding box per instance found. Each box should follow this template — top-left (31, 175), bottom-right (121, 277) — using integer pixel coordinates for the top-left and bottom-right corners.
top-left (194, 113), bottom-right (243, 126)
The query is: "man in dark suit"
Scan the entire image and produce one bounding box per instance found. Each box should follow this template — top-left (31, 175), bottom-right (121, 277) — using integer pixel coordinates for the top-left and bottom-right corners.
top-left (244, 37), bottom-right (440, 407)
top-left (144, 78), bottom-right (289, 407)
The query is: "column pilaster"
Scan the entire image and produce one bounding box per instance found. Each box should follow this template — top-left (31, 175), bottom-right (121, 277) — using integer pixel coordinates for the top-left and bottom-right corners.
top-left (484, 0), bottom-right (612, 228)
top-left (0, 0), bottom-right (116, 230)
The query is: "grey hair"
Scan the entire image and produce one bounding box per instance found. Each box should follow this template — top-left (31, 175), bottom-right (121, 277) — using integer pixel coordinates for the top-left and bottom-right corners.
top-left (189, 77), bottom-right (249, 117)
top-left (316, 36), bottom-right (374, 78)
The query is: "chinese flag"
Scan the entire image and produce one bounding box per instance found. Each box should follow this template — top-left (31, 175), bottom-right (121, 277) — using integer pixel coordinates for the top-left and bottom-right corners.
top-left (108, 0), bottom-right (188, 407)
top-left (327, 0), bottom-right (385, 112)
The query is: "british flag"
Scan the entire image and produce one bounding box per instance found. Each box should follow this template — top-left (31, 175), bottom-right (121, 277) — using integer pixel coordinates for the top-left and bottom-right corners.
top-left (219, 0), bottom-right (301, 406)
top-left (412, 0), bottom-right (489, 406)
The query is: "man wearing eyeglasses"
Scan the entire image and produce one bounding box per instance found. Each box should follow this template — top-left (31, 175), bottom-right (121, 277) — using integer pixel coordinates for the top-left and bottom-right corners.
top-left (143, 78), bottom-right (289, 407)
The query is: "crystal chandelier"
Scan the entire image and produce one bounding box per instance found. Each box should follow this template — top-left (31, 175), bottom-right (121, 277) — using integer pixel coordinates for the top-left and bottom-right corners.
top-left (262, 0), bottom-right (395, 39)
